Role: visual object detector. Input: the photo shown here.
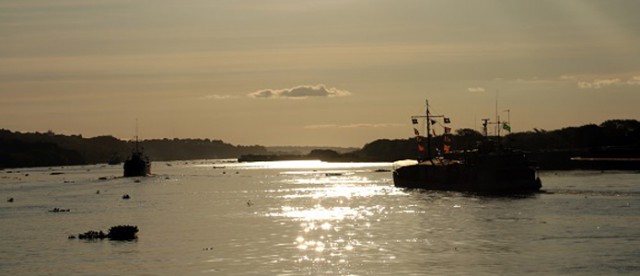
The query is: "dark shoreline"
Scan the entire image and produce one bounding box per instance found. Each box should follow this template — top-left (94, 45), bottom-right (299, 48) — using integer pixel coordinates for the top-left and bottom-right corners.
top-left (2, 119), bottom-right (640, 171)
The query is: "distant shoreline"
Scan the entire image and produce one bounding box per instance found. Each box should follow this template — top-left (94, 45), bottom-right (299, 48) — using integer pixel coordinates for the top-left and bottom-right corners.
top-left (2, 119), bottom-right (640, 170)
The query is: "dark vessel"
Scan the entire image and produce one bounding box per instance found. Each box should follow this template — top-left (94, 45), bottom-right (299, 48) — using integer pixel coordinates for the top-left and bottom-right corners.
top-left (393, 100), bottom-right (541, 193)
top-left (123, 137), bottom-right (150, 177)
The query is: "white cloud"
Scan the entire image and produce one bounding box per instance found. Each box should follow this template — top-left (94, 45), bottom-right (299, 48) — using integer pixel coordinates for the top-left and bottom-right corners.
top-left (559, 75), bottom-right (577, 81)
top-left (577, 78), bottom-right (621, 89)
top-left (201, 94), bottom-right (235, 100)
top-left (572, 75), bottom-right (640, 89)
top-left (248, 84), bottom-right (351, 99)
top-left (467, 87), bottom-right (485, 93)
top-left (304, 123), bottom-right (402, 129)
top-left (627, 76), bottom-right (640, 85)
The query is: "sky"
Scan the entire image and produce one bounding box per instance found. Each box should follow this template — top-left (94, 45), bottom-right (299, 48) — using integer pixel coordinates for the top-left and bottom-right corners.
top-left (1, 0), bottom-right (639, 147)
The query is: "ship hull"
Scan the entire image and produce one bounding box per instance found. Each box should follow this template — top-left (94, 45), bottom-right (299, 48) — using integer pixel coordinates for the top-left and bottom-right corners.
top-left (393, 161), bottom-right (541, 193)
top-left (123, 156), bottom-right (150, 177)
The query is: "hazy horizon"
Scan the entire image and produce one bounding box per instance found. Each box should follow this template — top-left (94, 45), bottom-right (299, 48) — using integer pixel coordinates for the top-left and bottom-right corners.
top-left (2, 1), bottom-right (639, 147)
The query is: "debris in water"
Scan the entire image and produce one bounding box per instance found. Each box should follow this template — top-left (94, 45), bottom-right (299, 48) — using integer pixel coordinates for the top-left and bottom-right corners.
top-left (74, 225), bottom-right (139, 241)
top-left (107, 225), bottom-right (139, 241)
top-left (49, 208), bottom-right (70, 213)
top-left (78, 230), bottom-right (106, 240)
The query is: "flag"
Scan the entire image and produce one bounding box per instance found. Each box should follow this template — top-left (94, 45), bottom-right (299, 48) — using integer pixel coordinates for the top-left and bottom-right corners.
top-left (503, 122), bottom-right (511, 132)
top-left (411, 118), bottom-right (418, 124)
top-left (443, 144), bottom-right (451, 153)
top-left (444, 127), bottom-right (451, 134)
top-left (413, 128), bottom-right (420, 136)
top-left (430, 119), bottom-right (437, 125)
top-left (444, 118), bottom-right (451, 124)
top-left (417, 144), bottom-right (425, 152)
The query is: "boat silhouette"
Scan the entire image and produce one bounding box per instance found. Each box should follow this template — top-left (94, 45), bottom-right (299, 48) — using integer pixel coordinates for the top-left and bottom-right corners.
top-left (393, 100), bottom-right (541, 193)
top-left (123, 136), bottom-right (150, 177)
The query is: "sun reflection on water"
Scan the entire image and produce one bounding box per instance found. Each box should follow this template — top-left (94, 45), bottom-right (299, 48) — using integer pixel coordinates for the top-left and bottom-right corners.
top-left (266, 199), bottom-right (395, 267)
top-left (198, 159), bottom-right (391, 170)
top-left (247, 161), bottom-right (402, 270)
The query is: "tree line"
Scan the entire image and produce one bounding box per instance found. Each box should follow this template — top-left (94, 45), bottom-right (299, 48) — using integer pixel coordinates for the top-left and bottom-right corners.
top-left (343, 119), bottom-right (640, 169)
top-left (0, 129), bottom-right (267, 168)
top-left (1, 119), bottom-right (639, 169)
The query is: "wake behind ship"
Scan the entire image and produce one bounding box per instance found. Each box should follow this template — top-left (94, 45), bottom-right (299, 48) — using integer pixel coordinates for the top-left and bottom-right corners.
top-left (393, 100), bottom-right (541, 193)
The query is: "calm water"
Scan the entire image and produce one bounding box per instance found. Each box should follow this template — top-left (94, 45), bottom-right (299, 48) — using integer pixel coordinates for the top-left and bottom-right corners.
top-left (1, 160), bottom-right (639, 275)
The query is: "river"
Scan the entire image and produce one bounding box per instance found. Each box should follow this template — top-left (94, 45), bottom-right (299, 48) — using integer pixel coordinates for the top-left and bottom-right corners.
top-left (1, 160), bottom-right (639, 275)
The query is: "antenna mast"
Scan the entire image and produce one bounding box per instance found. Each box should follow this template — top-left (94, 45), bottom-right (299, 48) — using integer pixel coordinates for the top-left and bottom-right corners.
top-left (426, 100), bottom-right (431, 159)
top-left (412, 99), bottom-right (445, 160)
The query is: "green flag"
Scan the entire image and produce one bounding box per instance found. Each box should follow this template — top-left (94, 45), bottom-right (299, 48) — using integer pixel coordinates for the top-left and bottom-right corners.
top-left (503, 122), bottom-right (511, 132)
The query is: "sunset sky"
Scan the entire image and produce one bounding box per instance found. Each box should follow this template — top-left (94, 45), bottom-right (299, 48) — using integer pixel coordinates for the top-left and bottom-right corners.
top-left (2, 0), bottom-right (639, 147)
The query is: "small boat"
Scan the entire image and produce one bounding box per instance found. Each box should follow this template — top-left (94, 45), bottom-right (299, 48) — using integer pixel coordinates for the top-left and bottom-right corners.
top-left (123, 137), bottom-right (150, 177)
top-left (393, 100), bottom-right (541, 193)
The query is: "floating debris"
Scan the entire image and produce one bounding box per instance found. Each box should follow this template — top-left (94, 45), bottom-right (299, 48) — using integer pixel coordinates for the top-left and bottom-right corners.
top-left (107, 225), bottom-right (139, 241)
top-left (49, 208), bottom-right (70, 213)
top-left (7, 197), bottom-right (14, 203)
top-left (96, 190), bottom-right (100, 194)
top-left (122, 194), bottom-right (130, 200)
top-left (98, 177), bottom-right (108, 180)
top-left (77, 230), bottom-right (106, 240)
top-left (246, 200), bottom-right (254, 207)
top-left (50, 172), bottom-right (64, 175)
top-left (73, 225), bottom-right (139, 241)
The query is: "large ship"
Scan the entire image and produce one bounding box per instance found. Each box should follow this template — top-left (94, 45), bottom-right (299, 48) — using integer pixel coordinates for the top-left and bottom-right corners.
top-left (123, 137), bottom-right (150, 177)
top-left (392, 100), bottom-right (541, 193)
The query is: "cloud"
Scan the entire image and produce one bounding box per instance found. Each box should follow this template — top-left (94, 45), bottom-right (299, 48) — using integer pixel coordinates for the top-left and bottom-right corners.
top-left (559, 75), bottom-right (577, 81)
top-left (201, 94), bottom-right (236, 100)
top-left (574, 75), bottom-right (640, 89)
top-left (627, 76), bottom-right (640, 85)
top-left (248, 84), bottom-right (351, 99)
top-left (467, 87), bottom-right (485, 93)
top-left (577, 78), bottom-right (621, 89)
top-left (304, 123), bottom-right (403, 129)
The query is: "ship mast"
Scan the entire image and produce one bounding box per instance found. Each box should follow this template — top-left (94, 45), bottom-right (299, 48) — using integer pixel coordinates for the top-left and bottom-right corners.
top-left (425, 99), bottom-right (431, 159)
top-left (134, 119), bottom-right (142, 154)
top-left (412, 99), bottom-right (445, 160)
